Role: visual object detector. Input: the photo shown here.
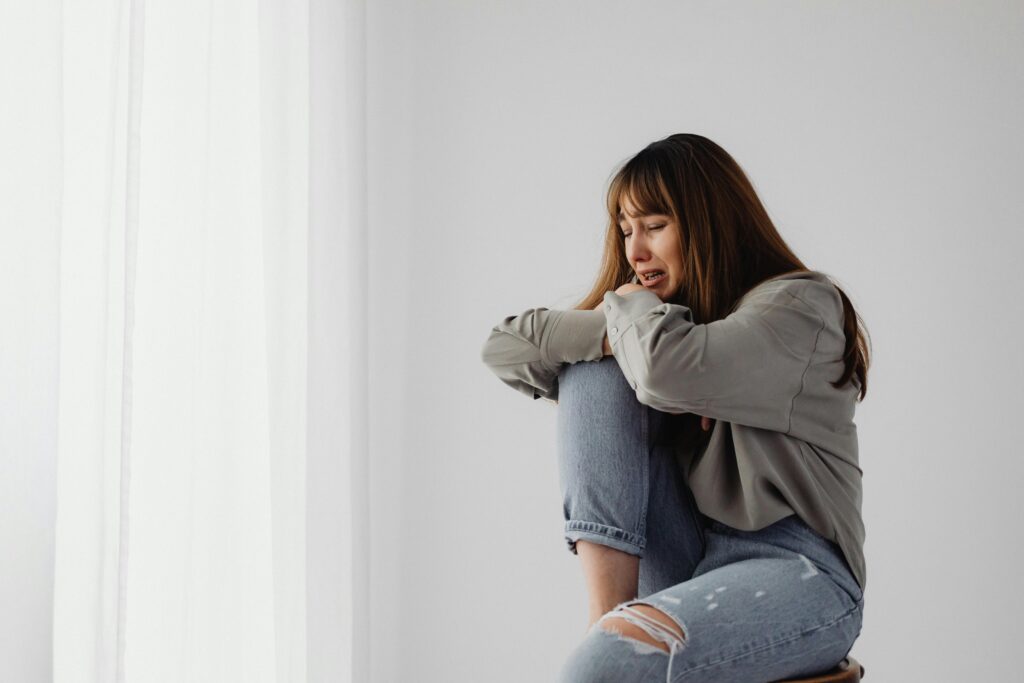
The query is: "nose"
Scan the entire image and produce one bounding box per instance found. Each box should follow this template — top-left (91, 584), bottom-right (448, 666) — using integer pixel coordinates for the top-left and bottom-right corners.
top-left (625, 230), bottom-right (652, 264)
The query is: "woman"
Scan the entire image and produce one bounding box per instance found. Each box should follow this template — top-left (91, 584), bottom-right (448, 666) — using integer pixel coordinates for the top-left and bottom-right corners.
top-left (480, 133), bottom-right (870, 682)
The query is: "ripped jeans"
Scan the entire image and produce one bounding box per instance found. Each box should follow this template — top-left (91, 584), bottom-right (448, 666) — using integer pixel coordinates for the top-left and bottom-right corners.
top-left (556, 356), bottom-right (864, 683)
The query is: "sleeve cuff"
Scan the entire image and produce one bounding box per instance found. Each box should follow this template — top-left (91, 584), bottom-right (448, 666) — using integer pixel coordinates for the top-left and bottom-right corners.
top-left (542, 309), bottom-right (607, 364)
top-left (602, 289), bottom-right (666, 345)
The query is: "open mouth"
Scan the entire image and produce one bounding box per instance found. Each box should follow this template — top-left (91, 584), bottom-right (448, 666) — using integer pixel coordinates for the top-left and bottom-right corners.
top-left (641, 271), bottom-right (666, 286)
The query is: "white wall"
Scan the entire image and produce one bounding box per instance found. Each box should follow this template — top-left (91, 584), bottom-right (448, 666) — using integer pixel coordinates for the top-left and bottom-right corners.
top-left (365, 1), bottom-right (1023, 681)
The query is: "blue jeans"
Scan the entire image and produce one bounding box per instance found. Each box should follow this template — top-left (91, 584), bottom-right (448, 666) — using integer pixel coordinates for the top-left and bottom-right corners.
top-left (556, 357), bottom-right (864, 683)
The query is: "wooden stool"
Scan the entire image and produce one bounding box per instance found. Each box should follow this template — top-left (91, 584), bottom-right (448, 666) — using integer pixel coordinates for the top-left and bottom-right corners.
top-left (776, 656), bottom-right (865, 682)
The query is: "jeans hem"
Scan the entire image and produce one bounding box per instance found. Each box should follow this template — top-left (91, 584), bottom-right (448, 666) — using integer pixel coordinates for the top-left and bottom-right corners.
top-left (565, 520), bottom-right (645, 557)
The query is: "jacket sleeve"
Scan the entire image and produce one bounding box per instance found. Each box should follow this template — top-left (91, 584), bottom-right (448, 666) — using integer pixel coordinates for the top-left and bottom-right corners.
top-left (603, 283), bottom-right (828, 432)
top-left (480, 307), bottom-right (607, 402)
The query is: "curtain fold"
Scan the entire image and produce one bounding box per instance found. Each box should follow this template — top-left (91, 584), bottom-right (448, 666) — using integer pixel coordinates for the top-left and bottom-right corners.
top-left (53, 1), bottom-right (362, 681)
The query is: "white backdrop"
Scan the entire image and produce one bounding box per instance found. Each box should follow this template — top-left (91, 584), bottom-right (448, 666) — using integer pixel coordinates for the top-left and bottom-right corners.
top-left (3, 1), bottom-right (1022, 682)
top-left (365, 1), bottom-right (1023, 681)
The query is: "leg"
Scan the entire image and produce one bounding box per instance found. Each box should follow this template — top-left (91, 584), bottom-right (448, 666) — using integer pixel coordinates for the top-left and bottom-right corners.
top-left (594, 602), bottom-right (686, 654)
top-left (556, 357), bottom-right (705, 623)
top-left (559, 520), bottom-right (865, 683)
top-left (575, 540), bottom-right (640, 627)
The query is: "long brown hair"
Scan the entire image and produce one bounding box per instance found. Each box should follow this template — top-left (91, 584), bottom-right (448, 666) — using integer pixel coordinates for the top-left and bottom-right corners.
top-left (573, 133), bottom-right (871, 407)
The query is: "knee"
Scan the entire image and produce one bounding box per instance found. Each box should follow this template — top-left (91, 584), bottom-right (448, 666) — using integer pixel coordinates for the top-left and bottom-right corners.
top-left (557, 356), bottom-right (637, 412)
top-left (595, 603), bottom-right (686, 654)
top-left (558, 603), bottom-right (687, 683)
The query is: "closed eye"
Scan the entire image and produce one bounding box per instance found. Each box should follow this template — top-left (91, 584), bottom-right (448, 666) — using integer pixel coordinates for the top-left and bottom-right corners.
top-left (622, 225), bottom-right (665, 238)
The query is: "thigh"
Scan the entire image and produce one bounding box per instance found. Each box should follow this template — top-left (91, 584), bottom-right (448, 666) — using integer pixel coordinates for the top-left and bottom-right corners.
top-left (650, 555), bottom-right (862, 681)
top-left (561, 531), bottom-right (862, 683)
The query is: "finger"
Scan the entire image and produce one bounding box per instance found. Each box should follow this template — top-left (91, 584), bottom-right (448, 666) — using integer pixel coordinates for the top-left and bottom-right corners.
top-left (701, 416), bottom-right (712, 431)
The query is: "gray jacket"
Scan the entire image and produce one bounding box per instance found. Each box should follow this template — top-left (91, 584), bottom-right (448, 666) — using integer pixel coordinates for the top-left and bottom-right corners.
top-left (480, 269), bottom-right (866, 591)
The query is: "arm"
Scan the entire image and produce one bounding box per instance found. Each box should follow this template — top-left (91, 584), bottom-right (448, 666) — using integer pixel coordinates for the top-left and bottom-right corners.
top-left (480, 307), bottom-right (607, 402)
top-left (603, 282), bottom-right (828, 432)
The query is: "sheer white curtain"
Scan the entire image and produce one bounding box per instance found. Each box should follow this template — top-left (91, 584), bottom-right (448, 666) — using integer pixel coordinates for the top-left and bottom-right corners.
top-left (51, 1), bottom-right (365, 681)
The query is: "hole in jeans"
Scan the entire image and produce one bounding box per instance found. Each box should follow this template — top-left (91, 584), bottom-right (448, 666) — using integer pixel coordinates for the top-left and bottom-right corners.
top-left (595, 601), bottom-right (687, 654)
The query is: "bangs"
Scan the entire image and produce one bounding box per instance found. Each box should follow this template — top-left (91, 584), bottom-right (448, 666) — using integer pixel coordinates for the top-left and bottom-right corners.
top-left (609, 162), bottom-right (677, 222)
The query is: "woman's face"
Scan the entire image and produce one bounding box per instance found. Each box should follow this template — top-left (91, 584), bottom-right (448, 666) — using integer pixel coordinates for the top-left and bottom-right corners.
top-left (618, 194), bottom-right (684, 299)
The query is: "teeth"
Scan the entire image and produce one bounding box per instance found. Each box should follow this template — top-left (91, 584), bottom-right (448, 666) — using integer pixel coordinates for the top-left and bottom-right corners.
top-left (644, 272), bottom-right (664, 281)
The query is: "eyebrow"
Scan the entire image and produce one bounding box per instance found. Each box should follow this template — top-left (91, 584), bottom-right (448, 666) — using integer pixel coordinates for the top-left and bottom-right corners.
top-left (617, 211), bottom-right (669, 225)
